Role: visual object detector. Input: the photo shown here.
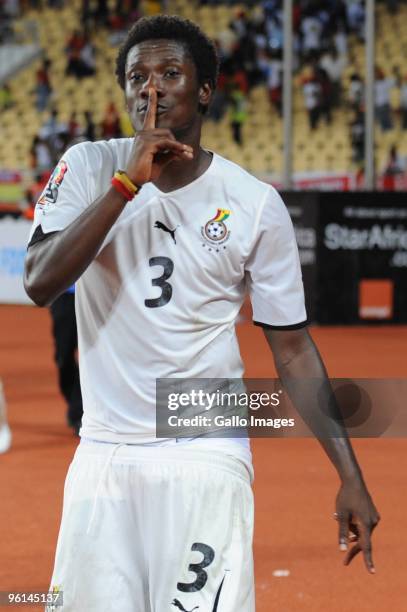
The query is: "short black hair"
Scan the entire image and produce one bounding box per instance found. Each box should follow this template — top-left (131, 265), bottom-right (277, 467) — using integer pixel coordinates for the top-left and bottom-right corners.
top-left (115, 15), bottom-right (219, 104)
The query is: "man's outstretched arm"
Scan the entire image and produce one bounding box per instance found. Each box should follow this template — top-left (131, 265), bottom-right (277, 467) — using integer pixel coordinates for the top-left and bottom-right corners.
top-left (263, 326), bottom-right (380, 573)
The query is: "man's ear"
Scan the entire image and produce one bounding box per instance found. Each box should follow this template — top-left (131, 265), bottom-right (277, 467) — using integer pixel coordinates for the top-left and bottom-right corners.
top-left (199, 82), bottom-right (212, 109)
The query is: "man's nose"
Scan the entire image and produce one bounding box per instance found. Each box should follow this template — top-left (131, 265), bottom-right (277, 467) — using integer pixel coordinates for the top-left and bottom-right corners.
top-left (140, 75), bottom-right (164, 99)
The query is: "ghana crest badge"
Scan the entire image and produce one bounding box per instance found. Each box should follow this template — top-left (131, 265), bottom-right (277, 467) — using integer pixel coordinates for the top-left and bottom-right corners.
top-left (201, 208), bottom-right (231, 252)
top-left (38, 160), bottom-right (68, 209)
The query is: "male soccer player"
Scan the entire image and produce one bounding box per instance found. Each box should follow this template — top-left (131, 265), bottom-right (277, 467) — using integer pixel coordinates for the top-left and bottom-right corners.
top-left (24, 15), bottom-right (379, 612)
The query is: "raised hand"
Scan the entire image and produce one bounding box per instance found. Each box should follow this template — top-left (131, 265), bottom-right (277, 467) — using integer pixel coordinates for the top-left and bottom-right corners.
top-left (125, 88), bottom-right (193, 186)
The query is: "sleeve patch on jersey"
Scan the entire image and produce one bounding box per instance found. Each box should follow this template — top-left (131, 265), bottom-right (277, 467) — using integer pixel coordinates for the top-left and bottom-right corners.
top-left (37, 160), bottom-right (68, 207)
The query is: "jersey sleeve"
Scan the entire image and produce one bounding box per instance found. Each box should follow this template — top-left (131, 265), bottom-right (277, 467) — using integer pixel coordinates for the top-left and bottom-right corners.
top-left (245, 187), bottom-right (307, 329)
top-left (27, 142), bottom-right (91, 245)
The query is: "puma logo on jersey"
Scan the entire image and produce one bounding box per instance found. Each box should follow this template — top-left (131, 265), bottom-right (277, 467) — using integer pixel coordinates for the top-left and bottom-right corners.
top-left (154, 221), bottom-right (179, 244)
top-left (172, 599), bottom-right (199, 611)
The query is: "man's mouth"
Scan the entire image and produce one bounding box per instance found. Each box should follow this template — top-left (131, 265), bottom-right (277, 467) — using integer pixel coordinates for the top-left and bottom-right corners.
top-left (138, 104), bottom-right (168, 115)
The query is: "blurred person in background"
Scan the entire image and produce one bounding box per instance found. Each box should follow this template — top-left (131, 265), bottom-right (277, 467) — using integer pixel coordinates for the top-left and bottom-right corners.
top-left (84, 110), bottom-right (97, 141)
top-left (348, 71), bottom-right (364, 112)
top-left (302, 69), bottom-right (322, 130)
top-left (0, 82), bottom-right (14, 110)
top-left (300, 11), bottom-right (323, 60)
top-left (400, 74), bottom-right (407, 130)
top-left (319, 45), bottom-right (346, 108)
top-left (266, 50), bottom-right (283, 115)
top-left (30, 135), bottom-right (53, 171)
top-left (66, 30), bottom-right (96, 78)
top-left (346, 0), bottom-right (365, 41)
top-left (382, 144), bottom-right (405, 190)
top-left (3, 0), bottom-right (20, 19)
top-left (315, 64), bottom-right (333, 126)
top-left (350, 109), bottom-right (365, 163)
top-left (230, 83), bottom-right (247, 145)
top-left (0, 379), bottom-right (11, 454)
top-left (207, 69), bottom-right (228, 122)
top-left (79, 33), bottom-right (96, 77)
top-left (66, 29), bottom-right (86, 74)
top-left (49, 285), bottom-right (83, 436)
top-left (385, 0), bottom-right (399, 14)
top-left (68, 112), bottom-right (82, 139)
top-left (374, 66), bottom-right (399, 132)
top-left (101, 101), bottom-right (122, 139)
top-left (39, 109), bottom-right (69, 163)
top-left (35, 58), bottom-right (52, 112)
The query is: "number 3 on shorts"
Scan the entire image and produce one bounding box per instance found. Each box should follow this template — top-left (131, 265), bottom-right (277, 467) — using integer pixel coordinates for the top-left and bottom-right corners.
top-left (177, 542), bottom-right (215, 593)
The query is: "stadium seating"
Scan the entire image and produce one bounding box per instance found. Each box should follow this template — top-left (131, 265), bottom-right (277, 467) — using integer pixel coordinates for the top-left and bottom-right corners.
top-left (0, 0), bottom-right (406, 177)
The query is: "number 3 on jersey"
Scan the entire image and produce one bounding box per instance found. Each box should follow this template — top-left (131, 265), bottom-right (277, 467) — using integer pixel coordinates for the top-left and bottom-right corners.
top-left (144, 256), bottom-right (174, 308)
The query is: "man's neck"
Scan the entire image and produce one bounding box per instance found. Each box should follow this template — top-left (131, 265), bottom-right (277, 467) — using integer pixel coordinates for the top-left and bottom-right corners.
top-left (153, 146), bottom-right (212, 193)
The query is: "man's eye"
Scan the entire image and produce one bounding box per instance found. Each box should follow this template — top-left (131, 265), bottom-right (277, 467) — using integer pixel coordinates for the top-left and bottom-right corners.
top-left (130, 74), bottom-right (144, 82)
top-left (165, 69), bottom-right (180, 77)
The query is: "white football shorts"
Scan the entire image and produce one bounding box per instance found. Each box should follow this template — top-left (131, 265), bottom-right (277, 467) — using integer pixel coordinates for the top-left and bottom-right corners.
top-left (46, 441), bottom-right (255, 612)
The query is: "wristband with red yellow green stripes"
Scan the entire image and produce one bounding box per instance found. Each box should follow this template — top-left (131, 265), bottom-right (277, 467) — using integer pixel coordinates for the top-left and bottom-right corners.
top-left (111, 170), bottom-right (141, 201)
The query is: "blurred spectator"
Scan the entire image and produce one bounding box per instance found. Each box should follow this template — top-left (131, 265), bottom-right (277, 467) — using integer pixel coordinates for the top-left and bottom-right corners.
top-left (35, 58), bottom-right (52, 112)
top-left (229, 85), bottom-right (247, 146)
top-left (386, 0), bottom-right (399, 14)
top-left (101, 102), bottom-right (122, 139)
top-left (315, 65), bottom-right (333, 125)
top-left (333, 23), bottom-right (348, 58)
top-left (348, 72), bottom-right (364, 112)
top-left (207, 72), bottom-right (228, 122)
top-left (0, 2), bottom-right (15, 42)
top-left (400, 75), bottom-right (407, 130)
top-left (319, 46), bottom-right (346, 108)
top-left (68, 112), bottom-right (82, 139)
top-left (106, 1), bottom-right (141, 44)
top-left (302, 72), bottom-right (322, 130)
top-left (39, 109), bottom-right (69, 162)
top-left (66, 29), bottom-right (85, 74)
top-left (79, 34), bottom-right (96, 76)
top-left (94, 0), bottom-right (109, 25)
top-left (66, 30), bottom-right (95, 79)
top-left (3, 0), bottom-right (20, 18)
top-left (49, 286), bottom-right (83, 436)
top-left (0, 83), bottom-right (14, 110)
top-left (30, 136), bottom-right (53, 171)
top-left (82, 0), bottom-right (109, 31)
top-left (374, 66), bottom-right (398, 132)
top-left (300, 13), bottom-right (323, 59)
top-left (265, 51), bottom-right (282, 115)
top-left (230, 9), bottom-right (250, 38)
top-left (350, 110), bottom-right (365, 163)
top-left (346, 0), bottom-right (365, 40)
top-left (84, 110), bottom-right (96, 141)
top-left (382, 144), bottom-right (405, 190)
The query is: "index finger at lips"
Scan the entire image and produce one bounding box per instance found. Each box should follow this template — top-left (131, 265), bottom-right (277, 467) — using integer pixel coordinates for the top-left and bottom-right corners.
top-left (143, 88), bottom-right (157, 130)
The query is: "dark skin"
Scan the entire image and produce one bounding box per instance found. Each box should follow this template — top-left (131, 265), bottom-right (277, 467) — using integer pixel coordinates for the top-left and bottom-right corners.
top-left (265, 328), bottom-right (380, 572)
top-left (24, 39), bottom-right (379, 571)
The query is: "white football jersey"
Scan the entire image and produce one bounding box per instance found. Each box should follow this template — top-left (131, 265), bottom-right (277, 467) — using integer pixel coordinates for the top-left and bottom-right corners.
top-left (28, 139), bottom-right (306, 469)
